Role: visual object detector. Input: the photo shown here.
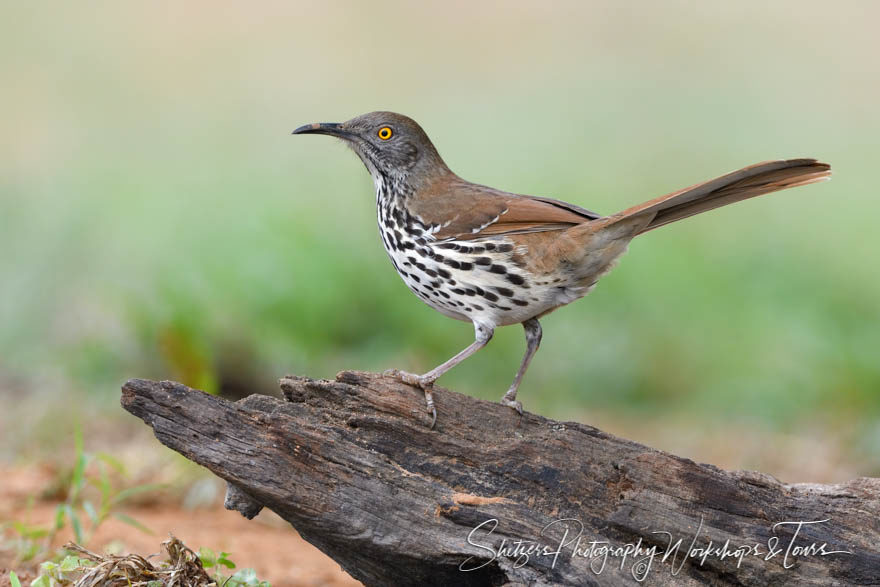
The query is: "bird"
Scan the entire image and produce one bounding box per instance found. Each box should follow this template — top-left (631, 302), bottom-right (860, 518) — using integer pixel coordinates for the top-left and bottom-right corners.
top-left (293, 112), bottom-right (830, 427)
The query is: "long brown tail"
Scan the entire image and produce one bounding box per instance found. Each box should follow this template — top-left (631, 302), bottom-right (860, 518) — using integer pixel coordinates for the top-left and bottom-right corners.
top-left (611, 159), bottom-right (831, 234)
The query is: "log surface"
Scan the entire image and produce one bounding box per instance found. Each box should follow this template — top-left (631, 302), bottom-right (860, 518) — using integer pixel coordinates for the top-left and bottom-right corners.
top-left (121, 372), bottom-right (880, 586)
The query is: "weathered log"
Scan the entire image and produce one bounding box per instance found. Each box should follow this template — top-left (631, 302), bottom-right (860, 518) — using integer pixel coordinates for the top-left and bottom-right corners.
top-left (121, 372), bottom-right (880, 586)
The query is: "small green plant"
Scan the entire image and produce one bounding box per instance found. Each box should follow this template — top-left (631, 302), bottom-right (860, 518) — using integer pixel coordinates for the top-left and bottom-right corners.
top-left (0, 426), bottom-right (161, 566)
top-left (8, 571), bottom-right (22, 587)
top-left (29, 555), bottom-right (94, 586)
top-left (198, 547), bottom-right (271, 587)
top-left (4, 497), bottom-right (49, 563)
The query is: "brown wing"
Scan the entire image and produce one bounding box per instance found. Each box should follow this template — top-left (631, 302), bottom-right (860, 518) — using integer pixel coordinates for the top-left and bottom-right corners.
top-left (407, 175), bottom-right (601, 241)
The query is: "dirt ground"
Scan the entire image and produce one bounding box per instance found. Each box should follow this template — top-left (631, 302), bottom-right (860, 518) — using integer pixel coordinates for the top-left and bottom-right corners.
top-left (0, 465), bottom-right (361, 587)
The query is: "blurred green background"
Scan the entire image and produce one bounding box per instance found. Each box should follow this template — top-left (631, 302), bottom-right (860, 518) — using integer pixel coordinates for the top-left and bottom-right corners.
top-left (1, 1), bottom-right (878, 481)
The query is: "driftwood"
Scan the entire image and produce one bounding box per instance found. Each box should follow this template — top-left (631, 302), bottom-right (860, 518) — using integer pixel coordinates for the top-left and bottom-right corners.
top-left (121, 372), bottom-right (880, 586)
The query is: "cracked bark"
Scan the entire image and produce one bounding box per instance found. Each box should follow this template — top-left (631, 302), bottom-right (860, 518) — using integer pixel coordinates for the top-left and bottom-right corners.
top-left (121, 372), bottom-right (879, 586)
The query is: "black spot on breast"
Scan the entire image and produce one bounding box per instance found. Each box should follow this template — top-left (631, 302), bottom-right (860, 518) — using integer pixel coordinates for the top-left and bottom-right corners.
top-left (481, 290), bottom-right (499, 302)
top-left (473, 257), bottom-right (492, 266)
top-left (507, 273), bottom-right (526, 286)
top-left (437, 268), bottom-right (451, 279)
top-left (451, 288), bottom-right (465, 295)
top-left (497, 244), bottom-right (514, 253)
top-left (459, 262), bottom-right (473, 271)
top-left (438, 290), bottom-right (450, 299)
top-left (484, 243), bottom-right (496, 251)
top-left (489, 264), bottom-right (507, 275)
top-left (438, 243), bottom-right (458, 250)
top-left (494, 286), bottom-right (514, 297)
top-left (403, 241), bottom-right (415, 250)
top-left (471, 304), bottom-right (484, 311)
top-left (445, 259), bottom-right (461, 269)
top-left (430, 280), bottom-right (441, 288)
top-left (425, 268), bottom-right (438, 278)
top-left (512, 299), bottom-right (529, 306)
top-left (410, 274), bottom-right (421, 283)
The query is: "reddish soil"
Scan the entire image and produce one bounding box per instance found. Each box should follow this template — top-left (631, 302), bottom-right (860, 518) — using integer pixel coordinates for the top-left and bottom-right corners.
top-left (0, 465), bottom-right (361, 587)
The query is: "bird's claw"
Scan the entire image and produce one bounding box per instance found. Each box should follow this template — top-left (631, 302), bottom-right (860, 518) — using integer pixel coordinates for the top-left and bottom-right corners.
top-left (428, 404), bottom-right (437, 429)
top-left (424, 387), bottom-right (437, 429)
top-left (384, 369), bottom-right (437, 428)
top-left (500, 394), bottom-right (523, 416)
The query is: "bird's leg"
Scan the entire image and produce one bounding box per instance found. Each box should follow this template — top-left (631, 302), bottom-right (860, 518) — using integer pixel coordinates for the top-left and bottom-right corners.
top-left (385, 322), bottom-right (494, 427)
top-left (500, 318), bottom-right (542, 415)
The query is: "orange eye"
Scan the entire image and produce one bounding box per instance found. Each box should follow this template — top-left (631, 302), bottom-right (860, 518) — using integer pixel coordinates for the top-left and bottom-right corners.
top-left (377, 126), bottom-right (392, 140)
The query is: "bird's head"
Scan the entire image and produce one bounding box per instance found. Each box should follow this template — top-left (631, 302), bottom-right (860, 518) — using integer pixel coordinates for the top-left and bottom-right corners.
top-left (293, 111), bottom-right (448, 184)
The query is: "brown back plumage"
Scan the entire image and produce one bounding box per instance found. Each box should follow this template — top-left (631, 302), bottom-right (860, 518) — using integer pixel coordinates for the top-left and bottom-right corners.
top-left (406, 175), bottom-right (600, 241)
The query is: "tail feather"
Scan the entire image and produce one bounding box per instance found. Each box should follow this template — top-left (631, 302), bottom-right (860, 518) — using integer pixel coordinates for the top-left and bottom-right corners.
top-left (611, 159), bottom-right (831, 234)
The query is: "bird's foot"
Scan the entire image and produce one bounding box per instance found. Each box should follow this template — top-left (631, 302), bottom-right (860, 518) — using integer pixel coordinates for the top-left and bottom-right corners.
top-left (424, 388), bottom-right (437, 430)
top-left (500, 390), bottom-right (523, 415)
top-left (383, 369), bottom-right (438, 428)
top-left (383, 368), bottom-right (432, 388)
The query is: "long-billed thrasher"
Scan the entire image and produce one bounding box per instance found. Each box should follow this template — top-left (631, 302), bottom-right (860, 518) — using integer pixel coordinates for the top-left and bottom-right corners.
top-left (293, 111), bottom-right (830, 427)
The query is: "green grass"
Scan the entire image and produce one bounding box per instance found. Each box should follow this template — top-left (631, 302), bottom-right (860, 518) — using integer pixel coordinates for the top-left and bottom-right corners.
top-left (1, 2), bottom-right (878, 470)
top-left (0, 427), bottom-right (160, 565)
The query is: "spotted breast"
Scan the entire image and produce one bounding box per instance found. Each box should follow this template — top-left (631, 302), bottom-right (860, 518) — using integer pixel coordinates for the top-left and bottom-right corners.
top-left (375, 173), bottom-right (603, 328)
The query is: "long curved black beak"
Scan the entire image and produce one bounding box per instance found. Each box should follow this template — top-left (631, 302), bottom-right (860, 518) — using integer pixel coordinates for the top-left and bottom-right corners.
top-left (292, 122), bottom-right (351, 138)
